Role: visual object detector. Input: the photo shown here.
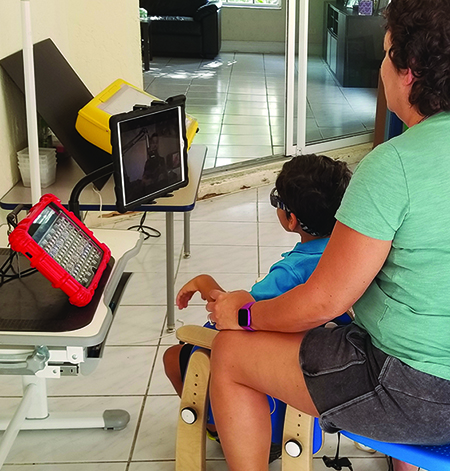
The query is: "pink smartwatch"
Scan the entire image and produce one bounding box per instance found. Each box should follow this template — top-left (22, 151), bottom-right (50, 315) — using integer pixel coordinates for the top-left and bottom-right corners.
top-left (238, 301), bottom-right (256, 331)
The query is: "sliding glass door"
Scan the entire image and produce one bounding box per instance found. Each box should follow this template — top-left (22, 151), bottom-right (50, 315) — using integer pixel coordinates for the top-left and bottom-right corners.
top-left (285, 0), bottom-right (382, 156)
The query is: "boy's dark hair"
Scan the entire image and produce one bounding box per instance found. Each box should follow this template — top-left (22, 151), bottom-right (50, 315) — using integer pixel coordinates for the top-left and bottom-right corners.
top-left (275, 154), bottom-right (351, 237)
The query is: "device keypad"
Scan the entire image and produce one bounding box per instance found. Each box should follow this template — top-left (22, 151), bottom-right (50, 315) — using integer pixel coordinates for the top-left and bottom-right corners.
top-left (39, 216), bottom-right (103, 287)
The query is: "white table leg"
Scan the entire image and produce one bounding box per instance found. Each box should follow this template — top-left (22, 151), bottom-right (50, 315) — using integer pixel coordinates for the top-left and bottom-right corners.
top-left (0, 376), bottom-right (130, 468)
top-left (22, 375), bottom-right (48, 419)
top-left (183, 212), bottom-right (191, 258)
top-left (0, 382), bottom-right (35, 467)
top-left (166, 212), bottom-right (175, 332)
top-left (0, 411), bottom-right (129, 431)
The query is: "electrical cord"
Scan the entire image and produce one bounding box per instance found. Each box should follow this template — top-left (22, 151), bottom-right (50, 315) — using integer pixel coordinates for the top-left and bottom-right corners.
top-left (127, 211), bottom-right (161, 240)
top-left (91, 184), bottom-right (105, 226)
top-left (90, 185), bottom-right (161, 239)
top-left (0, 250), bottom-right (36, 286)
top-left (0, 212), bottom-right (38, 288)
top-left (323, 433), bottom-right (354, 471)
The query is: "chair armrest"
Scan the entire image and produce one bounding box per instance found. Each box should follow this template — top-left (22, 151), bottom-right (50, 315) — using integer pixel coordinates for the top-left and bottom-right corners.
top-left (176, 325), bottom-right (219, 348)
top-left (193, 2), bottom-right (220, 21)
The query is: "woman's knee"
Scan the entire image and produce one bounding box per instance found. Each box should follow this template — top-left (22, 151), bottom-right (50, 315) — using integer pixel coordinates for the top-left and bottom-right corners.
top-left (210, 330), bottom-right (246, 373)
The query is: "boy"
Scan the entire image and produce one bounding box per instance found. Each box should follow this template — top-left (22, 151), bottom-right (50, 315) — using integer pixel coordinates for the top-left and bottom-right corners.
top-left (164, 153), bottom-right (352, 459)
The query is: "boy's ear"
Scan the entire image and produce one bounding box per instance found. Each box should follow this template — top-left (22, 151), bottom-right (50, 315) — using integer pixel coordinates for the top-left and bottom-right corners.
top-left (287, 212), bottom-right (299, 231)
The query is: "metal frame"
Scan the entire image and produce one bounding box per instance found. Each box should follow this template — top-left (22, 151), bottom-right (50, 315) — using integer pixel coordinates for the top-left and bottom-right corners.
top-left (284, 0), bottom-right (375, 158)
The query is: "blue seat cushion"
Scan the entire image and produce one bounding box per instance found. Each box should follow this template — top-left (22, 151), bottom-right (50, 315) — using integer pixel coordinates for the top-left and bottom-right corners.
top-left (341, 430), bottom-right (450, 470)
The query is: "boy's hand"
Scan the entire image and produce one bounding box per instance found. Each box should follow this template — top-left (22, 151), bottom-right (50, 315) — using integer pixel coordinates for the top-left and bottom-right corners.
top-left (176, 278), bottom-right (200, 309)
top-left (176, 274), bottom-right (226, 309)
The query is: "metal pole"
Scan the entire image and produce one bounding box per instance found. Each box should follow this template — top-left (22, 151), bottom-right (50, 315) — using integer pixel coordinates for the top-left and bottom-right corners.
top-left (0, 383), bottom-right (36, 467)
top-left (284, 0), bottom-right (297, 156)
top-left (166, 212), bottom-right (175, 332)
top-left (21, 0), bottom-right (41, 204)
top-left (296, 0), bottom-right (309, 154)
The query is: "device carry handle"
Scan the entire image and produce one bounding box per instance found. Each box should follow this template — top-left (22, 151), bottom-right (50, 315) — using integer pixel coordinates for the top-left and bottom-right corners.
top-left (6, 205), bottom-right (25, 229)
top-left (68, 163), bottom-right (114, 219)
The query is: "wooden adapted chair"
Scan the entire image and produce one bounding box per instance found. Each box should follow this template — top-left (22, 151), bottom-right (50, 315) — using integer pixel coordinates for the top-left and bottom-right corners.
top-left (175, 325), bottom-right (450, 471)
top-left (174, 325), bottom-right (322, 471)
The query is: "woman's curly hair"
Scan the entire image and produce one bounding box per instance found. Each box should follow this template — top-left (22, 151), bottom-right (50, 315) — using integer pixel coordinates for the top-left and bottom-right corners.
top-left (384, 0), bottom-right (450, 117)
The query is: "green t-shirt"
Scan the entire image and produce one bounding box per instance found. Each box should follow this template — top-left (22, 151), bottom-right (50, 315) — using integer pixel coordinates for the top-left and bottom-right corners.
top-left (336, 112), bottom-right (450, 380)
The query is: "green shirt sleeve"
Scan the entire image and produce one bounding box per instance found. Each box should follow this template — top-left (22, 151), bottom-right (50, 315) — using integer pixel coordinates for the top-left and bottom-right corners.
top-left (336, 141), bottom-right (409, 241)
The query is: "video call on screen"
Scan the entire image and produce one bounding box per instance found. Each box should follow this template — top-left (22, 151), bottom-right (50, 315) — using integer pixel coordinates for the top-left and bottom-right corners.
top-left (118, 107), bottom-right (184, 205)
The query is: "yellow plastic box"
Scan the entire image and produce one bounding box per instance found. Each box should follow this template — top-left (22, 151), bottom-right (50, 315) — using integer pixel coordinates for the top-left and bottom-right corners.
top-left (76, 79), bottom-right (198, 154)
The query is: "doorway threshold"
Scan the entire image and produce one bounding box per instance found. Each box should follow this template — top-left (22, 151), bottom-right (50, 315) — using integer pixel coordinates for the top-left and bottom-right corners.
top-left (197, 142), bottom-right (372, 200)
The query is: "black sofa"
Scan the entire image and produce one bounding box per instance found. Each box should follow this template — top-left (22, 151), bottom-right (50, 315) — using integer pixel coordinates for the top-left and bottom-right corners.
top-left (141, 0), bottom-right (222, 59)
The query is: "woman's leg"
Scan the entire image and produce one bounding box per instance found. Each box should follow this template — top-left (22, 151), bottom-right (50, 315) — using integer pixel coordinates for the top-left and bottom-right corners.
top-left (209, 330), bottom-right (318, 471)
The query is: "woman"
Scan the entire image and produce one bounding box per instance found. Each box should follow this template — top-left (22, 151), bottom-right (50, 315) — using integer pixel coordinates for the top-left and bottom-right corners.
top-left (205, 1), bottom-right (450, 470)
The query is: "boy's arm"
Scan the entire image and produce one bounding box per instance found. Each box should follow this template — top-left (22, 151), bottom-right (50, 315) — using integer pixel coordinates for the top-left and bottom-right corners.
top-left (176, 274), bottom-right (225, 309)
top-left (207, 222), bottom-right (391, 331)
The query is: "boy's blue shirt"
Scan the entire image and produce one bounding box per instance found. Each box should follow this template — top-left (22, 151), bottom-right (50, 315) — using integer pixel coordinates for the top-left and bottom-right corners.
top-left (249, 238), bottom-right (329, 301)
top-left (202, 238), bottom-right (329, 333)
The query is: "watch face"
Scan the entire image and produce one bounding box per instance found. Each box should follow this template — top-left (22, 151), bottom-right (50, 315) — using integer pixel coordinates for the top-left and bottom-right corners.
top-left (238, 308), bottom-right (249, 327)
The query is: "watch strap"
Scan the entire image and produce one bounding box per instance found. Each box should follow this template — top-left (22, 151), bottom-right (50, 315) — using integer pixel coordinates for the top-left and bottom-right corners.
top-left (239, 301), bottom-right (255, 331)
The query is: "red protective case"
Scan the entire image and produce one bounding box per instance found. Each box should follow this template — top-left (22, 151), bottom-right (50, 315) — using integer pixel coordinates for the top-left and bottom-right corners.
top-left (8, 194), bottom-right (111, 307)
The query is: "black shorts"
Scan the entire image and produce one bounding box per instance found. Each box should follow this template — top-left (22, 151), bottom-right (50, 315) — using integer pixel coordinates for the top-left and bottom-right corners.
top-left (300, 323), bottom-right (450, 445)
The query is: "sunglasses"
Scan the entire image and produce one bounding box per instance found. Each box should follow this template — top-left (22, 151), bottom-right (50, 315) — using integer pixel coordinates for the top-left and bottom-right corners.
top-left (270, 188), bottom-right (291, 213)
top-left (269, 187), bottom-right (322, 237)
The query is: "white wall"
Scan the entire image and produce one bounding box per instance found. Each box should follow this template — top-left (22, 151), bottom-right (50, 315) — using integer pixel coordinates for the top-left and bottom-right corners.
top-left (220, 0), bottom-right (327, 56)
top-left (0, 0), bottom-right (142, 220)
top-left (221, 5), bottom-right (286, 53)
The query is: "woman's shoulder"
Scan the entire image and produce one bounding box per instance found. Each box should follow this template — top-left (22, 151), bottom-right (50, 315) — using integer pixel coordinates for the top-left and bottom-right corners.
top-left (352, 140), bottom-right (402, 179)
top-left (358, 112), bottom-right (450, 173)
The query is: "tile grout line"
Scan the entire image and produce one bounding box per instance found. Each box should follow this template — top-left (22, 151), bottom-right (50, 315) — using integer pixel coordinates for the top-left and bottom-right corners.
top-left (216, 51), bottom-right (235, 166)
top-left (263, 53), bottom-right (275, 156)
top-left (125, 313), bottom-right (166, 469)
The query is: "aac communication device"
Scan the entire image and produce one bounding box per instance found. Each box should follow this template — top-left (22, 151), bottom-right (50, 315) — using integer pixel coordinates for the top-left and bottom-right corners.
top-left (109, 95), bottom-right (189, 213)
top-left (9, 194), bottom-right (111, 307)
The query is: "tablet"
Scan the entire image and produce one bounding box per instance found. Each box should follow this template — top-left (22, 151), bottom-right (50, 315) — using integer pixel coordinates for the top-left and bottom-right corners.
top-left (109, 96), bottom-right (189, 213)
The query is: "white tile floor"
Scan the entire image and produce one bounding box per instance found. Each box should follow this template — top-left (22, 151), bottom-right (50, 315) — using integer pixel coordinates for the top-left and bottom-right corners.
top-left (1, 186), bottom-right (390, 470)
top-left (144, 53), bottom-right (377, 171)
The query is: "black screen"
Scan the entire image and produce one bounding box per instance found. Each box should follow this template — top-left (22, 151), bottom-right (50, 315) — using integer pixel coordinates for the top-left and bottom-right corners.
top-left (111, 103), bottom-right (188, 212)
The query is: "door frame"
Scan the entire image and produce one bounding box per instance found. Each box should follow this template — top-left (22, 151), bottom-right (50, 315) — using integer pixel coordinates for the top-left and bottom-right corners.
top-left (284, 0), bottom-right (374, 157)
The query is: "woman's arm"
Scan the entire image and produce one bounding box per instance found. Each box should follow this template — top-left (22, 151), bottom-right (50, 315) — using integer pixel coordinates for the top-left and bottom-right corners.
top-left (207, 222), bottom-right (392, 331)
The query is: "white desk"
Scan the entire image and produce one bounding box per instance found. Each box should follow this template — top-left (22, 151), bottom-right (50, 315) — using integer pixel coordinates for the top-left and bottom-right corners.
top-left (0, 228), bottom-right (142, 347)
top-left (0, 227), bottom-right (143, 468)
top-left (1, 144), bottom-right (207, 332)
